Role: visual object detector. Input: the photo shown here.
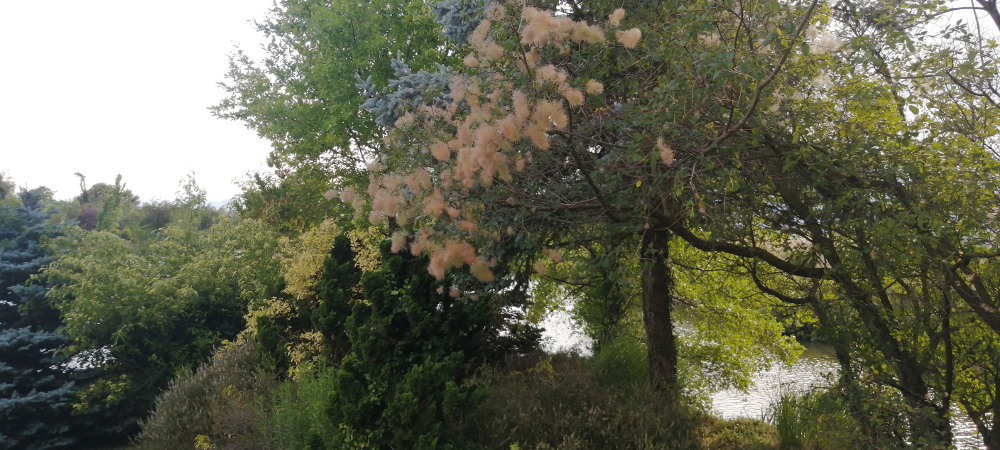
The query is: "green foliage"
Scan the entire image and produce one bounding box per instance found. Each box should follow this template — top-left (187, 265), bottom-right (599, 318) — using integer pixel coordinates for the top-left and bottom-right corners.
top-left (95, 175), bottom-right (126, 232)
top-left (266, 361), bottom-right (341, 450)
top-left (138, 200), bottom-right (173, 230)
top-left (44, 218), bottom-right (284, 438)
top-left (588, 336), bottom-right (648, 392)
top-left (169, 173), bottom-right (223, 232)
top-left (672, 242), bottom-right (803, 392)
top-left (232, 169), bottom-right (349, 235)
top-left (699, 418), bottom-right (778, 450)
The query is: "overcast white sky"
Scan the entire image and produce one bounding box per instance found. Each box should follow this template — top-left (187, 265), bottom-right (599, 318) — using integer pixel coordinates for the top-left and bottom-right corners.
top-left (1, 1), bottom-right (276, 202)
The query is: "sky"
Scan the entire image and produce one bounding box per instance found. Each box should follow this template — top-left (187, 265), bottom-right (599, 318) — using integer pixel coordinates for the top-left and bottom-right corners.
top-left (1, 1), bottom-right (277, 203)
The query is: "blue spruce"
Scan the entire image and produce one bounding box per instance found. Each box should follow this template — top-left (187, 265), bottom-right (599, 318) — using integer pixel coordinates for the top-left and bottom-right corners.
top-left (358, 59), bottom-right (454, 127)
top-left (0, 189), bottom-right (80, 450)
top-left (431, 0), bottom-right (489, 43)
top-left (357, 0), bottom-right (489, 128)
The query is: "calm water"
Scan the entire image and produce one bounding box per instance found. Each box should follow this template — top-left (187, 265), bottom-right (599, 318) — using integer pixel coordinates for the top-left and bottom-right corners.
top-left (710, 342), bottom-right (984, 449)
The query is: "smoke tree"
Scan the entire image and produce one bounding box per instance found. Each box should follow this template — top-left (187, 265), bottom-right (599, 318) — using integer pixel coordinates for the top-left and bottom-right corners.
top-left (354, 0), bottom-right (826, 393)
top-left (347, 0), bottom-right (1000, 446)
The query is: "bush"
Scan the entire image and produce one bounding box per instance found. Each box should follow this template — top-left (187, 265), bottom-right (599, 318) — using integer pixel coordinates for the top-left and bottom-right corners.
top-left (319, 241), bottom-right (489, 450)
top-left (133, 341), bottom-right (273, 450)
top-left (468, 353), bottom-right (701, 450)
top-left (261, 241), bottom-right (490, 450)
top-left (588, 336), bottom-right (648, 392)
top-left (699, 417), bottom-right (777, 450)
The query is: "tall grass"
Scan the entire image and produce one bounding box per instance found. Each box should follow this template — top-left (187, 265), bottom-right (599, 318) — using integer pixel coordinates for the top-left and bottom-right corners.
top-left (768, 392), bottom-right (807, 449)
top-left (763, 388), bottom-right (870, 450)
top-left (266, 361), bottom-right (341, 450)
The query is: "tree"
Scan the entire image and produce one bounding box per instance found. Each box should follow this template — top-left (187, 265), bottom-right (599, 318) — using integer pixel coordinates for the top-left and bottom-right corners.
top-left (356, 0), bottom-right (804, 392)
top-left (44, 218), bottom-right (284, 441)
top-left (311, 234), bottom-right (361, 360)
top-left (0, 188), bottom-right (83, 450)
top-left (0, 172), bottom-right (14, 200)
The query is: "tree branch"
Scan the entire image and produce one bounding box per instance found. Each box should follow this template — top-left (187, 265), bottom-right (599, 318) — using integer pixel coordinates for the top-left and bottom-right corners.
top-left (669, 223), bottom-right (830, 279)
top-left (748, 266), bottom-right (814, 304)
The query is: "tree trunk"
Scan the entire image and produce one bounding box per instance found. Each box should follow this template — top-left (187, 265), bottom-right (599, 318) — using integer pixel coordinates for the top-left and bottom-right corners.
top-left (641, 225), bottom-right (677, 391)
top-left (988, 374), bottom-right (1000, 450)
top-left (811, 299), bottom-right (897, 446)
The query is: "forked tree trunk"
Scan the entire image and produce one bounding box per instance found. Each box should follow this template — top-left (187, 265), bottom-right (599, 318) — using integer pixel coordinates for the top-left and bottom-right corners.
top-left (641, 225), bottom-right (677, 391)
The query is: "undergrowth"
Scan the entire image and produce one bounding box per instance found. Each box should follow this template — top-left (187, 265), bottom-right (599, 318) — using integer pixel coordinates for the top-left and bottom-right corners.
top-left (133, 337), bottom-right (792, 450)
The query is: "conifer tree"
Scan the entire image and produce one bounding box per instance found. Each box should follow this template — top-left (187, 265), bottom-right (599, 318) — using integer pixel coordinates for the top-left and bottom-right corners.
top-left (324, 241), bottom-right (488, 449)
top-left (0, 189), bottom-right (81, 450)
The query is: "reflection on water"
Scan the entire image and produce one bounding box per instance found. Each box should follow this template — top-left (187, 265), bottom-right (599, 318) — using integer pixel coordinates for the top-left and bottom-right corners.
top-left (709, 342), bottom-right (840, 421)
top-left (709, 342), bottom-right (984, 449)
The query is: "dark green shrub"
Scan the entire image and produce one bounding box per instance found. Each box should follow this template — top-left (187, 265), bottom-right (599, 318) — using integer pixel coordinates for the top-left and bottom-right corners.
top-left (318, 241), bottom-right (489, 449)
top-left (588, 335), bottom-right (649, 392)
